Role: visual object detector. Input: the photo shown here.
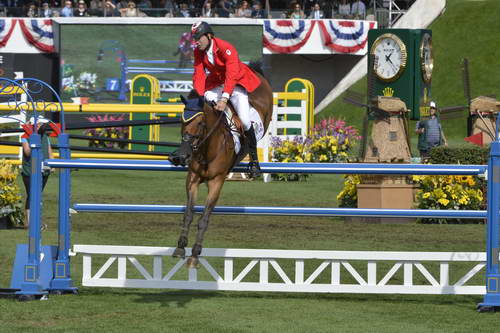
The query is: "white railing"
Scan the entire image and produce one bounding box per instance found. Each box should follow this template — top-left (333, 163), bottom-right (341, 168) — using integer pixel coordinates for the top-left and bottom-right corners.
top-left (73, 245), bottom-right (487, 294)
top-left (158, 80), bottom-right (193, 93)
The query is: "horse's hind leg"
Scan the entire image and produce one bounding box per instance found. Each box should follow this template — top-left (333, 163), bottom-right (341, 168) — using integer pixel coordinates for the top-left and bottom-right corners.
top-left (173, 171), bottom-right (201, 258)
top-left (187, 175), bottom-right (225, 268)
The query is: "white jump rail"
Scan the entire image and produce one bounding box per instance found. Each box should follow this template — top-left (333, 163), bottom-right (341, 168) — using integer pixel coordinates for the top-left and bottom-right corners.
top-left (73, 245), bottom-right (488, 295)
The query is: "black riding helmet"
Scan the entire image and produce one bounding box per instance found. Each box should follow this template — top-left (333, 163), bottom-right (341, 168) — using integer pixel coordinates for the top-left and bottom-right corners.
top-left (191, 21), bottom-right (214, 40)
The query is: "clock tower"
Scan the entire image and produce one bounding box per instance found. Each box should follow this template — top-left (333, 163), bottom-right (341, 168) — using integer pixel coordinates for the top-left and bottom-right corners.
top-left (368, 29), bottom-right (433, 120)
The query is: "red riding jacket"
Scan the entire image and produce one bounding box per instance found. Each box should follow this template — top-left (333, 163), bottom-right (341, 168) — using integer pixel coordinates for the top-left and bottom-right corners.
top-left (192, 37), bottom-right (261, 97)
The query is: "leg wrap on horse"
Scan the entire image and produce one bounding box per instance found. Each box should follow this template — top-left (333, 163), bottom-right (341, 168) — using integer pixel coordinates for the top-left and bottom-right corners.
top-left (177, 235), bottom-right (188, 249)
top-left (192, 243), bottom-right (203, 257)
top-left (244, 125), bottom-right (261, 178)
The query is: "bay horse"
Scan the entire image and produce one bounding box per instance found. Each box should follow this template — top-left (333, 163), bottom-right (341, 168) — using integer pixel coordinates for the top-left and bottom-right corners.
top-left (171, 62), bottom-right (273, 268)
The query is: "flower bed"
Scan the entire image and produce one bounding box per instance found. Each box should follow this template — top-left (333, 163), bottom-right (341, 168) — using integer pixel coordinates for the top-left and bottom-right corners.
top-left (84, 114), bottom-right (129, 149)
top-left (413, 175), bottom-right (484, 224)
top-left (0, 159), bottom-right (23, 227)
top-left (270, 118), bottom-right (360, 180)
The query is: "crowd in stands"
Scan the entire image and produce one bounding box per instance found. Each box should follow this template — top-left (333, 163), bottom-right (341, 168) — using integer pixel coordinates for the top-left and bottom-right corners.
top-left (0, 1), bottom-right (413, 19)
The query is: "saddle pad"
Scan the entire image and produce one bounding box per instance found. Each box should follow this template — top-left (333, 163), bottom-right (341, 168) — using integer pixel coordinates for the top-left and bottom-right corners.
top-left (224, 107), bottom-right (264, 155)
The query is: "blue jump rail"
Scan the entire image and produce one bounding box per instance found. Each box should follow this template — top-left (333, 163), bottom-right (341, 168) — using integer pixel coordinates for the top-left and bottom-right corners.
top-left (45, 159), bottom-right (487, 175)
top-left (73, 203), bottom-right (487, 219)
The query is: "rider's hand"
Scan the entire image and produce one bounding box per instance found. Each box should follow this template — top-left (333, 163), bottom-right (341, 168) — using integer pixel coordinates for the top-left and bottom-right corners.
top-left (215, 98), bottom-right (228, 112)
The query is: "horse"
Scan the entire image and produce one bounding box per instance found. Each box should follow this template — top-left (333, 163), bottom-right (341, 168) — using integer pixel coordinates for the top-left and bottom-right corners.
top-left (171, 62), bottom-right (273, 268)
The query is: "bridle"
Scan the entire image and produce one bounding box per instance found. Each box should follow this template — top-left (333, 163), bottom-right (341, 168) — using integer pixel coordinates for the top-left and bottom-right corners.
top-left (183, 104), bottom-right (229, 165)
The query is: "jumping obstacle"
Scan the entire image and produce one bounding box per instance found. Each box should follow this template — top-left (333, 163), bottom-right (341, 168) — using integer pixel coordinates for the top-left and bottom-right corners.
top-left (6, 79), bottom-right (500, 311)
top-left (127, 59), bottom-right (194, 75)
top-left (73, 245), bottom-right (487, 295)
top-left (0, 83), bottom-right (28, 159)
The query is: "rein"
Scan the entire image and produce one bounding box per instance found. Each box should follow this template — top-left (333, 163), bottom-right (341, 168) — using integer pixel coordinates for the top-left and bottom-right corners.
top-left (192, 107), bottom-right (225, 151)
top-left (192, 107), bottom-right (230, 165)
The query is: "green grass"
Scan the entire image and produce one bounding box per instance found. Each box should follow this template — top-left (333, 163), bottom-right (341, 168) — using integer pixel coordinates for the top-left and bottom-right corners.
top-left (318, 0), bottom-right (500, 142)
top-left (1, 168), bottom-right (498, 331)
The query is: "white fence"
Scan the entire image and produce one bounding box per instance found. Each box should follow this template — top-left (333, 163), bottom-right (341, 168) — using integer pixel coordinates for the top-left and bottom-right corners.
top-left (73, 245), bottom-right (487, 294)
top-left (158, 80), bottom-right (193, 93)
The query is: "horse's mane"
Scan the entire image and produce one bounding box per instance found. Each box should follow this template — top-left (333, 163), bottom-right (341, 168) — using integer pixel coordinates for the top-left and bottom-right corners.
top-left (248, 60), bottom-right (265, 77)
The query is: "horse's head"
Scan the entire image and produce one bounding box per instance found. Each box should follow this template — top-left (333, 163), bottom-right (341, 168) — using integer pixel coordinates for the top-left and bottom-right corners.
top-left (172, 92), bottom-right (206, 166)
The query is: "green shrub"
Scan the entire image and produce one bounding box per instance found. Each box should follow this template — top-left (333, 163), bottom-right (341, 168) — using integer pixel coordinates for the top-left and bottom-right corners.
top-left (428, 145), bottom-right (489, 165)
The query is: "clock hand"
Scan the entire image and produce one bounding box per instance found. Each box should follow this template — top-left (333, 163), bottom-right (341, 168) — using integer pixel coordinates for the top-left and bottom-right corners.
top-left (385, 52), bottom-right (393, 63)
top-left (388, 61), bottom-right (398, 72)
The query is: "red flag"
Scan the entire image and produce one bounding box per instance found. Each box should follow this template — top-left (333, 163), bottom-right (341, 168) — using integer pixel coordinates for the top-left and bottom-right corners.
top-left (464, 132), bottom-right (484, 146)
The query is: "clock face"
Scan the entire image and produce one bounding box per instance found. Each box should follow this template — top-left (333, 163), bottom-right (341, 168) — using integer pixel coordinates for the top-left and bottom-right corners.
top-left (420, 33), bottom-right (433, 83)
top-left (370, 33), bottom-right (408, 82)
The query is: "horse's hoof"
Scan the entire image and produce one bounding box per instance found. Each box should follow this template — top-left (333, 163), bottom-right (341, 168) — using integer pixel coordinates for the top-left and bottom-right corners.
top-left (186, 256), bottom-right (199, 269)
top-left (247, 162), bottom-right (261, 179)
top-left (172, 247), bottom-right (186, 258)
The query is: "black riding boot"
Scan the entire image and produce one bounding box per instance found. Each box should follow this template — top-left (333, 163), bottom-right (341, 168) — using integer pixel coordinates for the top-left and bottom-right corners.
top-left (244, 125), bottom-right (261, 178)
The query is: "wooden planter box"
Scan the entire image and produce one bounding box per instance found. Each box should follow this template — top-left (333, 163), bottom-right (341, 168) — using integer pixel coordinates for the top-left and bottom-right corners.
top-left (349, 175), bottom-right (417, 224)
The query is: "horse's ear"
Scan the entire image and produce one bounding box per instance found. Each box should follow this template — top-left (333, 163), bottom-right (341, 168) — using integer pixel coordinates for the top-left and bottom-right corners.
top-left (180, 95), bottom-right (187, 105)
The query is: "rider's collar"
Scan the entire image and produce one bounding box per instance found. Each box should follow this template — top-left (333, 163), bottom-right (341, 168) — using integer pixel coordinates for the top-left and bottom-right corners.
top-left (206, 39), bottom-right (215, 64)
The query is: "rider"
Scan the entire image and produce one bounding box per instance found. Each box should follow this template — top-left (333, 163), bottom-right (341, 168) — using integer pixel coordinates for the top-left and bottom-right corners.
top-left (190, 21), bottom-right (262, 177)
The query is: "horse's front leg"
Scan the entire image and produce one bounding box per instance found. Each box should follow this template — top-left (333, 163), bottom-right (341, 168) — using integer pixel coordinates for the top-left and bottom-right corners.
top-left (173, 171), bottom-right (201, 259)
top-left (187, 174), bottom-right (226, 268)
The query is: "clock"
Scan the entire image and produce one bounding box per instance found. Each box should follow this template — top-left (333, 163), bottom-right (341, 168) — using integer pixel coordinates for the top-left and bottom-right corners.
top-left (420, 32), bottom-right (433, 83)
top-left (370, 33), bottom-right (408, 82)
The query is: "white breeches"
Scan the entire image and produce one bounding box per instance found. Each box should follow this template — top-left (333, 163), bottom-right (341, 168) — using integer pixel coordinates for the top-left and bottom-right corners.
top-left (204, 85), bottom-right (252, 130)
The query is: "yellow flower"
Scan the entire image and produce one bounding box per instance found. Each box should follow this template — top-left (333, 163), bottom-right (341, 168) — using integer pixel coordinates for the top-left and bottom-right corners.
top-left (438, 198), bottom-right (450, 206)
top-left (422, 192), bottom-right (431, 199)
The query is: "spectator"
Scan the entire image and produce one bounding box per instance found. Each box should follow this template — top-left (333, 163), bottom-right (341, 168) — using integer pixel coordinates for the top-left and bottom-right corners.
top-left (308, 2), bottom-right (323, 19)
top-left (416, 101), bottom-right (447, 160)
top-left (201, 0), bottom-right (214, 17)
top-left (321, 0), bottom-right (333, 18)
top-left (39, 2), bottom-right (53, 17)
top-left (0, 3), bottom-right (6, 18)
top-left (103, 1), bottom-right (120, 16)
top-left (89, 0), bottom-right (103, 11)
top-left (74, 0), bottom-right (90, 16)
top-left (137, 0), bottom-right (152, 10)
top-left (26, 2), bottom-right (38, 17)
top-left (21, 117), bottom-right (53, 231)
top-left (289, 2), bottom-right (305, 19)
top-left (177, 2), bottom-right (191, 17)
top-left (216, 0), bottom-right (232, 18)
top-left (337, 0), bottom-right (350, 18)
top-left (251, 1), bottom-right (268, 18)
top-left (302, 0), bottom-right (316, 17)
top-left (116, 0), bottom-right (129, 10)
top-left (351, 0), bottom-right (366, 19)
top-left (187, 0), bottom-right (200, 16)
top-left (234, 0), bottom-right (251, 18)
top-left (60, 0), bottom-right (74, 16)
top-left (120, 1), bottom-right (146, 16)
top-left (163, 0), bottom-right (177, 17)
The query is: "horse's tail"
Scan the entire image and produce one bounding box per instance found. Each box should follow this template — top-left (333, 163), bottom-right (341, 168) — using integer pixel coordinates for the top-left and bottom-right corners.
top-left (248, 60), bottom-right (265, 77)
